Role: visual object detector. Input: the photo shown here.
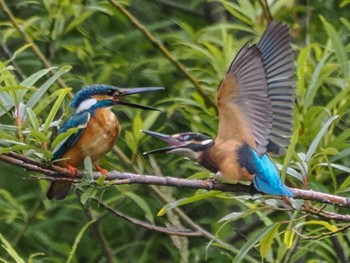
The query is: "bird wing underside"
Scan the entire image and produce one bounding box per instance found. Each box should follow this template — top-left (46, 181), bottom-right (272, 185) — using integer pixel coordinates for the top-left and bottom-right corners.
top-left (52, 112), bottom-right (90, 160)
top-left (257, 21), bottom-right (294, 155)
top-left (217, 22), bottom-right (294, 156)
top-left (217, 43), bottom-right (272, 153)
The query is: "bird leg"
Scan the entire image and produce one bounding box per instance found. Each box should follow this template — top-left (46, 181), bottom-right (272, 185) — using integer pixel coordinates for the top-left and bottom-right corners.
top-left (95, 164), bottom-right (108, 176)
top-left (66, 164), bottom-right (78, 177)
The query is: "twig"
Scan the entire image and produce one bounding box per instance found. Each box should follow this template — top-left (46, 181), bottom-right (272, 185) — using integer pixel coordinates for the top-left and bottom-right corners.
top-left (302, 205), bottom-right (350, 222)
top-left (108, 0), bottom-right (216, 108)
top-left (258, 0), bottom-right (273, 22)
top-left (296, 223), bottom-right (350, 240)
top-left (1, 152), bottom-right (350, 209)
top-left (0, 0), bottom-right (67, 88)
top-left (88, 195), bottom-right (202, 237)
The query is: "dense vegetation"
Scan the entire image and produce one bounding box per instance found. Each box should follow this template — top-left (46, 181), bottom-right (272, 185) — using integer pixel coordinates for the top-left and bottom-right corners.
top-left (0, 0), bottom-right (350, 262)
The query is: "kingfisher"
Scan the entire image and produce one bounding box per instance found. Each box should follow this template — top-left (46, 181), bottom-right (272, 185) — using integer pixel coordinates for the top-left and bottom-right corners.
top-left (47, 84), bottom-right (163, 200)
top-left (143, 22), bottom-right (295, 197)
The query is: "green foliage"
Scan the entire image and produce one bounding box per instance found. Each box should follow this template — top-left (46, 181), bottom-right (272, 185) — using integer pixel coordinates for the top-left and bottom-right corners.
top-left (0, 0), bottom-right (350, 262)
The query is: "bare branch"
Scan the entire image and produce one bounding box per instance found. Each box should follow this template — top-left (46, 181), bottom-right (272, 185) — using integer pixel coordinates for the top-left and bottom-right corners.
top-left (1, 152), bottom-right (350, 209)
top-left (88, 195), bottom-right (202, 237)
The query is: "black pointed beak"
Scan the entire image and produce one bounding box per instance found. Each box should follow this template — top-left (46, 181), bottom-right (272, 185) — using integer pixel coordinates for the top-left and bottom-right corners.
top-left (119, 87), bottom-right (164, 96)
top-left (141, 130), bottom-right (183, 154)
top-left (116, 101), bottom-right (161, 111)
top-left (115, 87), bottom-right (164, 111)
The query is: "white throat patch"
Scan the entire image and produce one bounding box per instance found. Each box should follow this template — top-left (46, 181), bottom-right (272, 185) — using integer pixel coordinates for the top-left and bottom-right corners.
top-left (76, 98), bottom-right (97, 113)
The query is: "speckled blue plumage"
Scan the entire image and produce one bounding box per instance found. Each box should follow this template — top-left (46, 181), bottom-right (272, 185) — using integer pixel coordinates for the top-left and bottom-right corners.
top-left (70, 85), bottom-right (117, 108)
top-left (237, 144), bottom-right (294, 197)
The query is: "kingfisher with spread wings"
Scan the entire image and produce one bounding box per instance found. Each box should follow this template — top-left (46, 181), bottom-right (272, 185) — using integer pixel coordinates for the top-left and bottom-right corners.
top-left (143, 22), bottom-right (295, 197)
top-left (48, 84), bottom-right (163, 200)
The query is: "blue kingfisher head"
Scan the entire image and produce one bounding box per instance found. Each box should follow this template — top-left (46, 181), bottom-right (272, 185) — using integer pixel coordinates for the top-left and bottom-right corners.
top-left (71, 84), bottom-right (163, 113)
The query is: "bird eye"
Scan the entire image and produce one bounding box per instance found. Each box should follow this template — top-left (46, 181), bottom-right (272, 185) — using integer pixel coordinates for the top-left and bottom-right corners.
top-left (183, 135), bottom-right (190, 140)
top-left (107, 89), bottom-right (115, 96)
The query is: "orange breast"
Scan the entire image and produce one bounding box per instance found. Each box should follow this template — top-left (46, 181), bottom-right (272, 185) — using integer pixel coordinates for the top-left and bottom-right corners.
top-left (57, 108), bottom-right (120, 168)
top-left (205, 138), bottom-right (253, 182)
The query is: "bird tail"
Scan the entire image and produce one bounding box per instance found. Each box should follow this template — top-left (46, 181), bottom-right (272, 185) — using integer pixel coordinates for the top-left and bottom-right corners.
top-left (46, 181), bottom-right (72, 200)
top-left (253, 174), bottom-right (294, 197)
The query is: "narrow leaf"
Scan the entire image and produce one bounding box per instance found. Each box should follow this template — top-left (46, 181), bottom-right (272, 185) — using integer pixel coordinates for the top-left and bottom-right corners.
top-left (26, 65), bottom-right (71, 110)
top-left (260, 223), bottom-right (281, 259)
top-left (284, 229), bottom-right (295, 249)
top-left (233, 223), bottom-right (278, 263)
top-left (43, 88), bottom-right (71, 133)
top-left (306, 115), bottom-right (339, 161)
top-left (0, 234), bottom-right (25, 263)
top-left (66, 220), bottom-right (95, 263)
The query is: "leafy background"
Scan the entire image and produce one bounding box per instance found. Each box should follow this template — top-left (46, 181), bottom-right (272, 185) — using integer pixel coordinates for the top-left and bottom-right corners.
top-left (0, 0), bottom-right (350, 262)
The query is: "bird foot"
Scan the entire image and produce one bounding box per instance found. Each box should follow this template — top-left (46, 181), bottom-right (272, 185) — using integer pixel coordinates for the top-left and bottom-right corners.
top-left (95, 165), bottom-right (108, 176)
top-left (66, 164), bottom-right (78, 177)
top-left (205, 177), bottom-right (219, 189)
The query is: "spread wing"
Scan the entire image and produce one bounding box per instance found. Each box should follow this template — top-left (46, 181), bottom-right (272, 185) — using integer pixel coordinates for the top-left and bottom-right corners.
top-left (216, 22), bottom-right (294, 156)
top-left (52, 112), bottom-right (90, 160)
top-left (257, 21), bottom-right (294, 155)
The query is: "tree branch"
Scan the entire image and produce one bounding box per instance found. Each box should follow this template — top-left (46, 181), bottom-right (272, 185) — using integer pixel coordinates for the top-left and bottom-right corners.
top-left (0, 0), bottom-right (67, 88)
top-left (1, 152), bottom-right (350, 209)
top-left (108, 0), bottom-right (216, 108)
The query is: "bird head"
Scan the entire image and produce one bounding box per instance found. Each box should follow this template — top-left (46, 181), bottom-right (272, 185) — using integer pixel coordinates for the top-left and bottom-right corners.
top-left (142, 130), bottom-right (214, 161)
top-left (71, 84), bottom-right (163, 113)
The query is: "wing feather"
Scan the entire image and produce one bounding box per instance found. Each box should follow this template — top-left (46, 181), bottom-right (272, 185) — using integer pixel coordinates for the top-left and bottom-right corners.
top-left (217, 22), bottom-right (294, 155)
top-left (52, 112), bottom-right (90, 160)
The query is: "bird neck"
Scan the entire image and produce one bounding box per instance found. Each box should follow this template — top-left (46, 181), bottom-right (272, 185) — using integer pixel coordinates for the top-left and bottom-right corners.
top-left (198, 143), bottom-right (219, 173)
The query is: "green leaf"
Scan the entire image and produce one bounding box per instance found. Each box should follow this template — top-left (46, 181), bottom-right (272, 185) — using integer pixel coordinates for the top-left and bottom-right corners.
top-left (296, 220), bottom-right (338, 232)
top-left (66, 220), bottom-right (96, 263)
top-left (43, 88), bottom-right (71, 133)
top-left (306, 115), bottom-right (339, 161)
top-left (158, 191), bottom-right (222, 216)
top-left (84, 156), bottom-right (94, 181)
top-left (123, 191), bottom-right (154, 224)
top-left (233, 223), bottom-right (279, 263)
top-left (26, 65), bottom-right (71, 110)
top-left (0, 234), bottom-right (25, 263)
top-left (304, 52), bottom-right (331, 108)
top-left (51, 126), bottom-right (82, 151)
top-left (26, 108), bottom-right (40, 131)
top-left (320, 16), bottom-right (349, 78)
top-left (260, 223), bottom-right (281, 259)
top-left (5, 43), bottom-right (32, 64)
top-left (284, 229), bottom-right (295, 249)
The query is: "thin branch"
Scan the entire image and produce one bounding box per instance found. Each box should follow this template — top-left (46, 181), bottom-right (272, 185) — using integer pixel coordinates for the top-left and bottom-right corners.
top-left (108, 0), bottom-right (216, 108)
top-left (296, 223), bottom-right (350, 240)
top-left (258, 0), bottom-right (273, 22)
top-left (0, 0), bottom-right (67, 88)
top-left (2, 152), bottom-right (350, 209)
top-left (88, 195), bottom-right (202, 237)
top-left (302, 205), bottom-right (350, 222)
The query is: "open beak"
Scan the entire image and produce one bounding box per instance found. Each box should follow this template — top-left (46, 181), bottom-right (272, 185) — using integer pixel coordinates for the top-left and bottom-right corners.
top-left (115, 87), bottom-right (164, 111)
top-left (142, 130), bottom-right (184, 154)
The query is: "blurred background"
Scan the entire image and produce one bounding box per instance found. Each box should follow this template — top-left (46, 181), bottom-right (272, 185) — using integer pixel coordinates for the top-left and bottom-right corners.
top-left (0, 0), bottom-right (350, 262)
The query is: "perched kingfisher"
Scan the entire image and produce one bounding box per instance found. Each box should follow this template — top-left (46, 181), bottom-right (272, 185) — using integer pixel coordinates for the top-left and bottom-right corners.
top-left (47, 84), bottom-right (163, 200)
top-left (143, 22), bottom-right (295, 197)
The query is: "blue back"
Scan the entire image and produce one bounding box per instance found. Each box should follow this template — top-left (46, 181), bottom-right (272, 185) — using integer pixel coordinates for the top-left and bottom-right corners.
top-left (52, 99), bottom-right (116, 160)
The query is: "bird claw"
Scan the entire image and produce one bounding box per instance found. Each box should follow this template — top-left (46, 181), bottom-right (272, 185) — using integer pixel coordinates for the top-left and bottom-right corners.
top-left (205, 177), bottom-right (219, 189)
top-left (95, 165), bottom-right (108, 176)
top-left (66, 164), bottom-right (78, 177)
